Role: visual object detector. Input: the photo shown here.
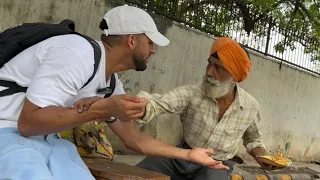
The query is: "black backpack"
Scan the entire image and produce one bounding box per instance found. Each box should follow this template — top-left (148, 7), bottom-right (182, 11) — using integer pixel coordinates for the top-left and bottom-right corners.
top-left (0, 19), bottom-right (115, 98)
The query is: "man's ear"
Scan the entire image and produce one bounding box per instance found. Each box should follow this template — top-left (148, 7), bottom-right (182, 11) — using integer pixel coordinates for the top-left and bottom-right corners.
top-left (127, 35), bottom-right (138, 50)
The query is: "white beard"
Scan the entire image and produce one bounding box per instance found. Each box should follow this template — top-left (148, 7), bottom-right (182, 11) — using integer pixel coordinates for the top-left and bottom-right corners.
top-left (201, 76), bottom-right (235, 99)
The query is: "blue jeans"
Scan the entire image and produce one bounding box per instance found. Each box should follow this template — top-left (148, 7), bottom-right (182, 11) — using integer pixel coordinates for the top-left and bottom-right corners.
top-left (0, 127), bottom-right (94, 180)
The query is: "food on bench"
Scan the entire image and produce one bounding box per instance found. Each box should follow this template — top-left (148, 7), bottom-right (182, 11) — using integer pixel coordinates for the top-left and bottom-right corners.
top-left (260, 154), bottom-right (291, 166)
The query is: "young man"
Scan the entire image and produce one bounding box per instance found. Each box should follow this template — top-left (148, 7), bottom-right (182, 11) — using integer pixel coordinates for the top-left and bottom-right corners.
top-left (134, 37), bottom-right (274, 180)
top-left (0, 5), bottom-right (227, 180)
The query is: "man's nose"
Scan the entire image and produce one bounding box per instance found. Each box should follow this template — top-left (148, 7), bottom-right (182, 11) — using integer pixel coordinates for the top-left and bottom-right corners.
top-left (149, 42), bottom-right (157, 54)
top-left (207, 65), bottom-right (215, 77)
top-left (150, 46), bottom-right (156, 54)
top-left (207, 65), bottom-right (220, 80)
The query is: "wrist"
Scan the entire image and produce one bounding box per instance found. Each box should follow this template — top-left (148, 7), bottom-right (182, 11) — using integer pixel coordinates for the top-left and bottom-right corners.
top-left (179, 149), bottom-right (192, 161)
top-left (90, 98), bottom-right (112, 118)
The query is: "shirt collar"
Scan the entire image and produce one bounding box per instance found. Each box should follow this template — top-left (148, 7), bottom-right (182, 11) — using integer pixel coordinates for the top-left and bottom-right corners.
top-left (233, 84), bottom-right (244, 110)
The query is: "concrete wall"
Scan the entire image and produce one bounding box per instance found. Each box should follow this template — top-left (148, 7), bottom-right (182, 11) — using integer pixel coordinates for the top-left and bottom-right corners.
top-left (1, 0), bottom-right (320, 161)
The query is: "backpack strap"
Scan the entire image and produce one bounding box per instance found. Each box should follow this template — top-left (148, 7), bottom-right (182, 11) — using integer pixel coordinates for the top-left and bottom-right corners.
top-left (104, 73), bottom-right (116, 98)
top-left (59, 19), bottom-right (102, 89)
top-left (59, 19), bottom-right (75, 31)
top-left (0, 81), bottom-right (27, 97)
top-left (96, 73), bottom-right (116, 98)
top-left (79, 34), bottom-right (101, 88)
top-left (102, 74), bottom-right (117, 124)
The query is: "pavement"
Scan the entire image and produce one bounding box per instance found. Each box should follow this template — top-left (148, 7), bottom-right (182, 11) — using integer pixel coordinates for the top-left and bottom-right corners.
top-left (113, 154), bottom-right (320, 180)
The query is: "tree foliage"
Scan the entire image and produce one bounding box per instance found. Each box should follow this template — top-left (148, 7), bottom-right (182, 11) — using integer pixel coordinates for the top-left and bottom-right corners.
top-left (135, 0), bottom-right (320, 61)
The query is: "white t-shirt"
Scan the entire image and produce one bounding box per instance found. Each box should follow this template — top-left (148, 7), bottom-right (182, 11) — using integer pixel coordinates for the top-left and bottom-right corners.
top-left (0, 34), bottom-right (125, 128)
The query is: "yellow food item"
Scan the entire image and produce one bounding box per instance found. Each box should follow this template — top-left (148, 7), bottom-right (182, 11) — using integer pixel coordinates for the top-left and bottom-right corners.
top-left (260, 154), bottom-right (290, 165)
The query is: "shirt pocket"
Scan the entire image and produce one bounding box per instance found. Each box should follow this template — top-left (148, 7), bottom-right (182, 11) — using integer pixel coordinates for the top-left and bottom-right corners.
top-left (221, 127), bottom-right (246, 153)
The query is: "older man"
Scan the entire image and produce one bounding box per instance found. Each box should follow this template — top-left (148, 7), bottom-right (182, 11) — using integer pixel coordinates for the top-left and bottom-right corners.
top-left (135, 37), bottom-right (270, 180)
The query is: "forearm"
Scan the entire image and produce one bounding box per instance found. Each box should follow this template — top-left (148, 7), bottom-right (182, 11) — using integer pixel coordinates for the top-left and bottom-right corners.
top-left (125, 133), bottom-right (191, 160)
top-left (18, 100), bottom-right (103, 137)
top-left (137, 86), bottom-right (193, 124)
top-left (243, 117), bottom-right (265, 155)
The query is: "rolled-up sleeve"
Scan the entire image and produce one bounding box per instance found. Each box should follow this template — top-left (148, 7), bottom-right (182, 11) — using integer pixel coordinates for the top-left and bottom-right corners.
top-left (136, 85), bottom-right (194, 124)
top-left (242, 108), bottom-right (266, 153)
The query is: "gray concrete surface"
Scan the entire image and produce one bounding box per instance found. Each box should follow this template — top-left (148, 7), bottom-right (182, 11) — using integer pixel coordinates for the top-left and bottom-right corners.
top-left (1, 0), bottom-right (320, 162)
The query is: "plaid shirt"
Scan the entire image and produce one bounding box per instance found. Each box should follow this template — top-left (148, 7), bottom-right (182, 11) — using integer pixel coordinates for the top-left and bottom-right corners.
top-left (137, 84), bottom-right (265, 161)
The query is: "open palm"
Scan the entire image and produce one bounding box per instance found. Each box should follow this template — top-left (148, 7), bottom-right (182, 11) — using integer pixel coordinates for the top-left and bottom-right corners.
top-left (187, 148), bottom-right (229, 170)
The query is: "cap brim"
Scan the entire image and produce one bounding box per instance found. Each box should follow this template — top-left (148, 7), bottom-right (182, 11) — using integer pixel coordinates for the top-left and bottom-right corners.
top-left (146, 32), bottom-right (170, 46)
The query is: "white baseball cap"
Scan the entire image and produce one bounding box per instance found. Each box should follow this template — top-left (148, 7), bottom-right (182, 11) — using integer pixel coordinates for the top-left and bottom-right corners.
top-left (103, 5), bottom-right (170, 46)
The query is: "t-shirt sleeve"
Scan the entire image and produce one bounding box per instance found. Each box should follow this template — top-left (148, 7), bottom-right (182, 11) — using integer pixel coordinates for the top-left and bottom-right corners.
top-left (26, 47), bottom-right (94, 107)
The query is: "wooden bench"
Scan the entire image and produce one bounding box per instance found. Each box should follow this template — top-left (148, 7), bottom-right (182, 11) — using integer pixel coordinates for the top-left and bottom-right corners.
top-left (83, 158), bottom-right (170, 180)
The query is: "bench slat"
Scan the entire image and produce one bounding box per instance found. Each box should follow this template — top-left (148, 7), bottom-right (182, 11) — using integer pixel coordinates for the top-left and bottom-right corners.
top-left (83, 158), bottom-right (170, 180)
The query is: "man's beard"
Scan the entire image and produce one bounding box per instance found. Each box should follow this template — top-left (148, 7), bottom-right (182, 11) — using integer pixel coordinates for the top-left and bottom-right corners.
top-left (132, 50), bottom-right (148, 71)
top-left (201, 76), bottom-right (236, 99)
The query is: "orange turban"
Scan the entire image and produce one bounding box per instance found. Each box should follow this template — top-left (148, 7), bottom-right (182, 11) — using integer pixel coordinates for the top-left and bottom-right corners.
top-left (210, 37), bottom-right (251, 82)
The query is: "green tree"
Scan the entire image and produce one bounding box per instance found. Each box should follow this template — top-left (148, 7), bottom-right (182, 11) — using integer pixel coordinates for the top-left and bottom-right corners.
top-left (135, 0), bottom-right (320, 62)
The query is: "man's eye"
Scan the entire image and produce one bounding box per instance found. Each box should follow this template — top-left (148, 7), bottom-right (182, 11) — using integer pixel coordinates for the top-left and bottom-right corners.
top-left (217, 66), bottom-right (226, 71)
top-left (214, 65), bottom-right (223, 70)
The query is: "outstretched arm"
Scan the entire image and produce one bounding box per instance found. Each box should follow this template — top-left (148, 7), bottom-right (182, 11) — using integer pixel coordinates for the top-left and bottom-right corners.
top-left (108, 120), bottom-right (229, 170)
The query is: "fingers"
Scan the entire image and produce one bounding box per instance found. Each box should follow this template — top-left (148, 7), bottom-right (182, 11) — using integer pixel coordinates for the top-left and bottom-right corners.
top-left (204, 158), bottom-right (229, 170)
top-left (205, 160), bottom-right (222, 166)
top-left (201, 149), bottom-right (229, 170)
top-left (117, 111), bottom-right (145, 122)
top-left (72, 96), bottom-right (102, 113)
top-left (128, 111), bottom-right (145, 119)
top-left (123, 101), bottom-right (148, 110)
top-left (104, 94), bottom-right (148, 121)
top-left (124, 95), bottom-right (149, 103)
top-left (126, 107), bottom-right (146, 119)
top-left (125, 108), bottom-right (145, 116)
top-left (208, 163), bottom-right (230, 170)
top-left (73, 104), bottom-right (84, 114)
top-left (205, 149), bottom-right (214, 155)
